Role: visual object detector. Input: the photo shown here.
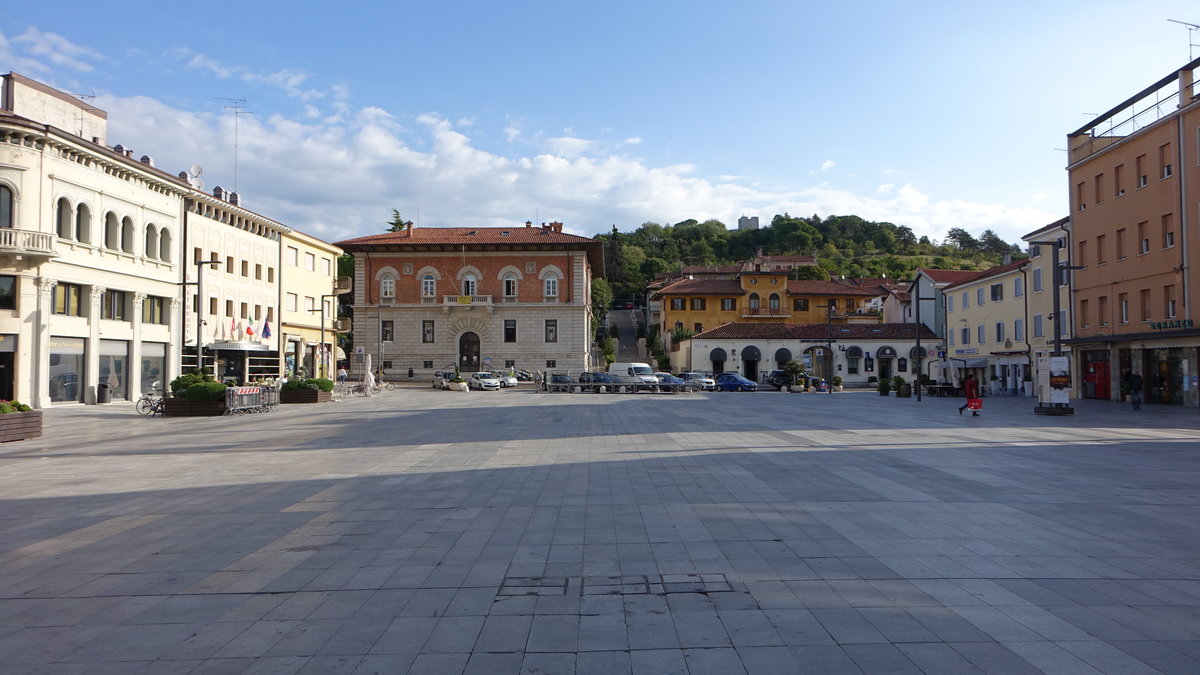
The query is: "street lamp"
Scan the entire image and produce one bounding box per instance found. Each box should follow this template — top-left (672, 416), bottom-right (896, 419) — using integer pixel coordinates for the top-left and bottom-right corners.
top-left (186, 258), bottom-right (221, 377)
top-left (307, 292), bottom-right (340, 380)
top-left (1028, 239), bottom-right (1078, 415)
top-left (823, 303), bottom-right (835, 395)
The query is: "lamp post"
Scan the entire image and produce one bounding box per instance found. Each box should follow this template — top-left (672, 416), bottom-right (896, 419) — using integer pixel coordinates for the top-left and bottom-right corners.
top-left (823, 303), bottom-right (834, 394)
top-left (1028, 239), bottom-right (1079, 415)
top-left (307, 292), bottom-right (340, 380)
top-left (189, 258), bottom-right (221, 377)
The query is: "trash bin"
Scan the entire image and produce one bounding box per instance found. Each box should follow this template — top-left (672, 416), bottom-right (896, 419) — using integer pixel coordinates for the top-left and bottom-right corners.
top-left (97, 383), bottom-right (111, 404)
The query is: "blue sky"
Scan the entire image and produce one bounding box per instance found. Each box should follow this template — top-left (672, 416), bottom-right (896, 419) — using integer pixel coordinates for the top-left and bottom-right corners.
top-left (2, 1), bottom-right (1198, 246)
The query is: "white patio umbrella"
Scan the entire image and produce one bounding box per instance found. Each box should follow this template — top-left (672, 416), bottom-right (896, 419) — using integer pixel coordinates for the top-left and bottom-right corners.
top-left (363, 353), bottom-right (375, 393)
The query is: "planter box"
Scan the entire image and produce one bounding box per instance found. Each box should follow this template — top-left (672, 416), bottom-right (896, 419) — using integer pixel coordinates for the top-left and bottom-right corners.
top-left (163, 399), bottom-right (226, 417)
top-left (0, 410), bottom-right (42, 442)
top-left (446, 382), bottom-right (469, 392)
top-left (280, 389), bottom-right (333, 404)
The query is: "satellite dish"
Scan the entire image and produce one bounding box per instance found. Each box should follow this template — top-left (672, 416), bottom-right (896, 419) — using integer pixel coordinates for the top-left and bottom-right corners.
top-left (192, 178), bottom-right (205, 190)
top-left (185, 164), bottom-right (205, 190)
top-left (190, 164), bottom-right (204, 178)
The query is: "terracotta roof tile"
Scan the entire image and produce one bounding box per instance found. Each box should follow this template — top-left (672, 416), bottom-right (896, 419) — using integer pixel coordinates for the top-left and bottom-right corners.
top-left (942, 258), bottom-right (1029, 290)
top-left (336, 226), bottom-right (596, 248)
top-left (785, 280), bottom-right (878, 297)
top-left (917, 268), bottom-right (982, 284)
top-left (655, 278), bottom-right (743, 296)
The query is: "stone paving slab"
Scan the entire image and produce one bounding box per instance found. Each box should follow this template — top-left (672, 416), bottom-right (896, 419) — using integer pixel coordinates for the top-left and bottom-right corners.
top-left (1, 389), bottom-right (1199, 673)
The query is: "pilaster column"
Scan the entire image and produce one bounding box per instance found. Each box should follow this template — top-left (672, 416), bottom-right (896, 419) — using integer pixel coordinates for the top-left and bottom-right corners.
top-left (32, 277), bottom-right (57, 408)
top-left (87, 285), bottom-right (105, 404)
top-left (130, 292), bottom-right (146, 398)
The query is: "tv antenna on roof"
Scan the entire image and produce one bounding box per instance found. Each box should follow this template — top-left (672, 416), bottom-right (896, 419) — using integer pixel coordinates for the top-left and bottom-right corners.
top-left (67, 89), bottom-right (97, 138)
top-left (216, 97), bottom-right (254, 193)
top-left (1167, 19), bottom-right (1200, 60)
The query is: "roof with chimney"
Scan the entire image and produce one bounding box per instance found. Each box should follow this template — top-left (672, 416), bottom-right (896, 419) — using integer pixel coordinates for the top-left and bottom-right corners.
top-left (335, 222), bottom-right (605, 271)
top-left (915, 268), bottom-right (985, 285)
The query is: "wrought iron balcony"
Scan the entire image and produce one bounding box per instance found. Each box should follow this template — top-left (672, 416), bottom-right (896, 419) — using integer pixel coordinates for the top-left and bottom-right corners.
top-left (0, 228), bottom-right (57, 259)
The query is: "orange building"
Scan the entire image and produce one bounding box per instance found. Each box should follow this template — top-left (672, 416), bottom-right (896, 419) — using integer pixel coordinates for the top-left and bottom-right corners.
top-left (1066, 57), bottom-right (1200, 406)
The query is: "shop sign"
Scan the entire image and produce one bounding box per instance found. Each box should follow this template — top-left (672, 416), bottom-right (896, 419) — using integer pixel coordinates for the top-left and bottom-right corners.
top-left (1150, 318), bottom-right (1194, 330)
top-left (954, 348), bottom-right (978, 355)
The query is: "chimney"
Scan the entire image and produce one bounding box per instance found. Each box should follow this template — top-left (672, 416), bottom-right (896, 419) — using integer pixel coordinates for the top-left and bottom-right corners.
top-left (213, 186), bottom-right (225, 200)
top-left (228, 192), bottom-right (241, 206)
top-left (525, 220), bottom-right (532, 228)
top-left (406, 221), bottom-right (414, 235)
top-left (178, 171), bottom-right (189, 181)
top-left (139, 155), bottom-right (154, 167)
top-left (550, 221), bottom-right (563, 232)
top-left (1002, 253), bottom-right (1012, 265)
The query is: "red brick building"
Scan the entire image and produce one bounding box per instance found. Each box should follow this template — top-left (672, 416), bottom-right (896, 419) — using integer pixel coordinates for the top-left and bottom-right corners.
top-left (336, 222), bottom-right (604, 377)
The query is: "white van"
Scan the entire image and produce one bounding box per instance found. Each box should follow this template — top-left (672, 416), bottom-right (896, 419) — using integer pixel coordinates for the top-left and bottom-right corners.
top-left (609, 362), bottom-right (658, 384)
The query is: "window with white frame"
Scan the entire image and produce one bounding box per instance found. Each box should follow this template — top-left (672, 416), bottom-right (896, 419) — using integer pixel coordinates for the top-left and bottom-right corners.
top-left (544, 276), bottom-right (559, 299)
top-left (1014, 277), bottom-right (1023, 297)
top-left (995, 322), bottom-right (1005, 342)
top-left (961, 291), bottom-right (969, 308)
top-left (503, 274), bottom-right (518, 298)
top-left (976, 288), bottom-right (985, 305)
top-left (380, 275), bottom-right (395, 298)
top-left (947, 295), bottom-right (954, 312)
top-left (1033, 314), bottom-right (1044, 338)
top-left (1032, 268), bottom-right (1043, 292)
top-left (1014, 318), bottom-right (1024, 341)
top-left (304, 252), bottom-right (315, 271)
top-left (286, 246), bottom-right (298, 266)
top-left (422, 274), bottom-right (436, 297)
top-left (977, 324), bottom-right (985, 344)
top-left (286, 293), bottom-right (298, 312)
top-left (462, 273), bottom-right (477, 296)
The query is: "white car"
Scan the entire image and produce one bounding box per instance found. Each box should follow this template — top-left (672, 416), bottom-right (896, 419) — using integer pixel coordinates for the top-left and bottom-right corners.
top-left (679, 372), bottom-right (716, 391)
top-left (468, 372), bottom-right (501, 390)
top-left (490, 371), bottom-right (519, 388)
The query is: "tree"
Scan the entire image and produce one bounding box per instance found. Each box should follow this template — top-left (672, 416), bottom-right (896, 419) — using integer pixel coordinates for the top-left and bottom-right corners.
top-left (590, 277), bottom-right (613, 326)
top-left (945, 227), bottom-right (979, 251)
top-left (790, 265), bottom-right (828, 281)
top-left (387, 209), bottom-right (413, 232)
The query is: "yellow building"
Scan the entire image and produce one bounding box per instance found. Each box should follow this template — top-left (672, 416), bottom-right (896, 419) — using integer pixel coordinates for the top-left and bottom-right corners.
top-left (654, 273), bottom-right (880, 342)
top-left (943, 258), bottom-right (1032, 395)
top-left (1021, 218), bottom-right (1072, 400)
top-left (279, 229), bottom-right (344, 379)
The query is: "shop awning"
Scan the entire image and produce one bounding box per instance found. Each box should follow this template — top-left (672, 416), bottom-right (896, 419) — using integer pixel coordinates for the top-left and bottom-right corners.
top-left (876, 346), bottom-right (897, 358)
top-left (709, 347), bottom-right (727, 361)
top-left (951, 357), bottom-right (988, 368)
top-left (741, 345), bottom-right (761, 361)
top-left (774, 348), bottom-right (792, 363)
top-left (846, 346), bottom-right (863, 358)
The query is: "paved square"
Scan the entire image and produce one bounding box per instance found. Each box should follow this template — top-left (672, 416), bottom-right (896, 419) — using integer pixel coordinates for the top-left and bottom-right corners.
top-left (2, 388), bottom-right (1200, 673)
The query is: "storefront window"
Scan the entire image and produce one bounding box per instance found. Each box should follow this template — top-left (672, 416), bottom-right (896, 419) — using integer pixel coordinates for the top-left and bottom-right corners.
top-left (99, 340), bottom-right (129, 400)
top-left (49, 337), bottom-right (85, 403)
top-left (141, 342), bottom-right (166, 394)
top-left (0, 275), bottom-right (14, 310)
top-left (1146, 348), bottom-right (1186, 405)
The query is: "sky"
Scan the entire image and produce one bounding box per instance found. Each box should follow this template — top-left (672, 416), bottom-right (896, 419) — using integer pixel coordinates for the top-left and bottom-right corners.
top-left (2, 1), bottom-right (1199, 246)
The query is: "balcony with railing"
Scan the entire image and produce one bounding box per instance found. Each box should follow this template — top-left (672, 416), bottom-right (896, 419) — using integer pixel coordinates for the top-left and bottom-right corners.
top-left (742, 306), bottom-right (788, 318)
top-left (0, 228), bottom-right (57, 259)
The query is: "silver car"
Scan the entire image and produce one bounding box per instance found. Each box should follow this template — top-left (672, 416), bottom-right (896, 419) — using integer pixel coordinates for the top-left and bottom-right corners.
top-left (679, 372), bottom-right (716, 391)
top-left (468, 372), bottom-right (502, 390)
top-left (490, 370), bottom-right (519, 388)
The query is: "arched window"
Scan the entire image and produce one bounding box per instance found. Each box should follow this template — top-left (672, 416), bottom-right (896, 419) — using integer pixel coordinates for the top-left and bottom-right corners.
top-left (75, 204), bottom-right (91, 243)
top-left (159, 229), bottom-right (172, 262)
top-left (121, 216), bottom-right (134, 253)
top-left (462, 273), bottom-right (477, 297)
top-left (421, 274), bottom-right (436, 298)
top-left (380, 274), bottom-right (395, 299)
top-left (749, 293), bottom-right (760, 310)
top-left (144, 225), bottom-right (159, 260)
top-left (768, 293), bottom-right (780, 310)
top-left (503, 273), bottom-right (518, 298)
top-left (0, 185), bottom-right (14, 228)
top-left (56, 198), bottom-right (73, 238)
top-left (104, 212), bottom-right (119, 248)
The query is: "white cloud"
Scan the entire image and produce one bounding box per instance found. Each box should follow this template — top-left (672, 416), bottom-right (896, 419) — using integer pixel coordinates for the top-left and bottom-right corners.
top-left (623, 137), bottom-right (642, 145)
top-left (92, 89), bottom-right (1053, 246)
top-left (11, 28), bottom-right (103, 72)
top-left (820, 159), bottom-right (835, 171)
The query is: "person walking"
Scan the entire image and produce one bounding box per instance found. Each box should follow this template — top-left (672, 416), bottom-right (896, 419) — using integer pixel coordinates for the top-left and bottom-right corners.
top-left (1129, 371), bottom-right (1143, 411)
top-left (959, 373), bottom-right (980, 416)
top-left (337, 366), bottom-right (348, 386)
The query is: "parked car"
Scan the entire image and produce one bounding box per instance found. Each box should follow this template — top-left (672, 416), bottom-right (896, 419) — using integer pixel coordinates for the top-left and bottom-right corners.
top-left (679, 372), bottom-right (716, 391)
top-left (490, 370), bottom-right (519, 388)
top-left (654, 372), bottom-right (687, 392)
top-left (546, 372), bottom-right (578, 392)
top-left (468, 372), bottom-right (501, 390)
top-left (765, 370), bottom-right (795, 390)
top-left (432, 369), bottom-right (457, 389)
top-left (714, 373), bottom-right (758, 392)
top-left (577, 371), bottom-right (615, 392)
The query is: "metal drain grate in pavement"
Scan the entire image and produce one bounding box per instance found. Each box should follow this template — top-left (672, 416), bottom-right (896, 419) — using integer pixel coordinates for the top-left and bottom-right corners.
top-left (582, 575), bottom-right (650, 595)
top-left (497, 576), bottom-right (569, 596)
top-left (660, 573), bottom-right (733, 594)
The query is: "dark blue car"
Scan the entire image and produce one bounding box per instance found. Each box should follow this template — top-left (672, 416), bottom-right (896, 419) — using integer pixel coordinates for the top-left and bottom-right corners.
top-left (714, 373), bottom-right (758, 392)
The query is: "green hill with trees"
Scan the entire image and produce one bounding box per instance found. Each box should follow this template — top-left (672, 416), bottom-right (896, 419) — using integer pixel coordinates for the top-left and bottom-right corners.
top-left (594, 214), bottom-right (1026, 304)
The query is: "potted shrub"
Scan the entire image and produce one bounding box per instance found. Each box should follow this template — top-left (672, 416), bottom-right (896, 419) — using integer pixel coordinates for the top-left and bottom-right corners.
top-left (894, 375), bottom-right (912, 398)
top-left (280, 377), bottom-right (335, 403)
top-left (831, 375), bottom-right (843, 392)
top-left (164, 370), bottom-right (227, 416)
top-left (446, 376), bottom-right (469, 392)
top-left (877, 378), bottom-right (891, 396)
top-left (0, 400), bottom-right (41, 442)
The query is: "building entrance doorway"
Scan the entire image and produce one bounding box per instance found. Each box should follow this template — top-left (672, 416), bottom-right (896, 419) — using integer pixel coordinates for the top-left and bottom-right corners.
top-left (0, 351), bottom-right (12, 401)
top-left (459, 332), bottom-right (480, 370)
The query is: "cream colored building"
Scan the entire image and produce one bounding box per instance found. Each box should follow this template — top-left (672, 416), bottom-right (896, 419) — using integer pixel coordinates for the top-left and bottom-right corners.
top-left (943, 258), bottom-right (1033, 395)
top-left (279, 229), bottom-right (345, 379)
top-left (1021, 217), bottom-right (1073, 400)
top-left (182, 193), bottom-right (288, 383)
top-left (1, 72), bottom-right (186, 407)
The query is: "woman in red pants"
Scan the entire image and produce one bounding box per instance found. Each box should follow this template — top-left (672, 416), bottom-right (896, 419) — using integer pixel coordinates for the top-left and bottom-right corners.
top-left (958, 373), bottom-right (980, 416)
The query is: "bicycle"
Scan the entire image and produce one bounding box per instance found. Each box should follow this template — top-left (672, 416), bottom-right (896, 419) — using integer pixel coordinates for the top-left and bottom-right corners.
top-left (136, 390), bottom-right (165, 416)
top-left (372, 381), bottom-right (396, 393)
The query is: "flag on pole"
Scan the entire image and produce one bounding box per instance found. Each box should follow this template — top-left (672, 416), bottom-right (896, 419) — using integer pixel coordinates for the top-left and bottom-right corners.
top-left (247, 318), bottom-right (256, 337)
top-left (230, 317), bottom-right (236, 338)
top-left (262, 319), bottom-right (272, 339)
